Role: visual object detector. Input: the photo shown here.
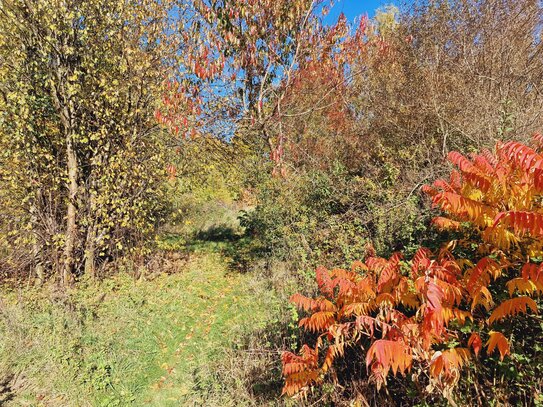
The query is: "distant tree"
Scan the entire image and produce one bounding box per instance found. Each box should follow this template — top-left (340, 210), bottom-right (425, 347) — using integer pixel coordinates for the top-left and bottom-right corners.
top-left (164, 0), bottom-right (371, 175)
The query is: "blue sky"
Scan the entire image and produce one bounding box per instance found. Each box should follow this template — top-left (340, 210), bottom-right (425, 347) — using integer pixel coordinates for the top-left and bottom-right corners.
top-left (324, 0), bottom-right (397, 23)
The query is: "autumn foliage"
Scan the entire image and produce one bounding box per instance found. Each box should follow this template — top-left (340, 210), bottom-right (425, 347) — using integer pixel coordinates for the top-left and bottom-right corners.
top-left (282, 136), bottom-right (543, 397)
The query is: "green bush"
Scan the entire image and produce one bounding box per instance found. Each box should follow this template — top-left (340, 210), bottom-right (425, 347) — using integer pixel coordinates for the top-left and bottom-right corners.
top-left (242, 161), bottom-right (433, 273)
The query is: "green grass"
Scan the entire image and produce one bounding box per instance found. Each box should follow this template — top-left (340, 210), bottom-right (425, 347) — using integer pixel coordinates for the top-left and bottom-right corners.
top-left (0, 250), bottom-right (284, 406)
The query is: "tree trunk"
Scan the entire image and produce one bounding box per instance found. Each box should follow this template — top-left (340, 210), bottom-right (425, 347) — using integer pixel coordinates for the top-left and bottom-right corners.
top-left (63, 136), bottom-right (78, 285)
top-left (49, 35), bottom-right (79, 286)
top-left (83, 153), bottom-right (103, 279)
top-left (30, 190), bottom-right (44, 285)
top-left (84, 222), bottom-right (96, 279)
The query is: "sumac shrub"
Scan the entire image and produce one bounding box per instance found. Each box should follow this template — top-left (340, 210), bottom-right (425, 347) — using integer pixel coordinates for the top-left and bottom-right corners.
top-left (282, 137), bottom-right (543, 404)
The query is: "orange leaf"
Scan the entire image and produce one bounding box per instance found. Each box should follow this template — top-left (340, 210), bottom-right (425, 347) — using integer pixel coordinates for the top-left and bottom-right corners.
top-left (299, 311), bottom-right (336, 332)
top-left (468, 332), bottom-right (482, 357)
top-left (316, 266), bottom-right (334, 297)
top-left (290, 293), bottom-right (320, 312)
top-left (493, 211), bottom-right (543, 237)
top-left (486, 331), bottom-right (510, 361)
top-left (448, 151), bottom-right (491, 191)
top-left (506, 277), bottom-right (540, 296)
top-left (366, 340), bottom-right (412, 377)
top-left (411, 247), bottom-right (432, 278)
top-left (432, 192), bottom-right (496, 227)
top-left (488, 296), bottom-right (538, 324)
top-left (501, 141), bottom-right (543, 173)
top-left (465, 257), bottom-right (501, 296)
top-left (429, 348), bottom-right (471, 380)
top-left (431, 216), bottom-right (461, 231)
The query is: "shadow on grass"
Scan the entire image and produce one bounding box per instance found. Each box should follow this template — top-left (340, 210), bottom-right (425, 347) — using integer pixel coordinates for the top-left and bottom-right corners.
top-left (193, 225), bottom-right (241, 242)
top-left (179, 223), bottom-right (268, 274)
top-left (183, 225), bottom-right (244, 257)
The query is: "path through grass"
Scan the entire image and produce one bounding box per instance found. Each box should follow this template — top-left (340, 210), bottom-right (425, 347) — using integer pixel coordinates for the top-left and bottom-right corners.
top-left (0, 249), bottom-right (283, 406)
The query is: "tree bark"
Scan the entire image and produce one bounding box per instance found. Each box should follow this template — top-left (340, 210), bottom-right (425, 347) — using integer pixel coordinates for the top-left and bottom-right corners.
top-left (49, 32), bottom-right (79, 286)
top-left (84, 223), bottom-right (96, 279)
top-left (63, 136), bottom-right (78, 285)
top-left (84, 184), bottom-right (97, 280)
top-left (30, 189), bottom-right (44, 285)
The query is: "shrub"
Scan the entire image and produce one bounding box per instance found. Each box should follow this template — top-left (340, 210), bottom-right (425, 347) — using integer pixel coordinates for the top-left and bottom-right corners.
top-left (242, 162), bottom-right (432, 275)
top-left (282, 136), bottom-right (543, 403)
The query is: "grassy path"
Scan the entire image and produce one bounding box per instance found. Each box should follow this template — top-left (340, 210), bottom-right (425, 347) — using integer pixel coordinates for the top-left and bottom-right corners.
top-left (140, 252), bottom-right (279, 406)
top-left (0, 250), bottom-right (282, 406)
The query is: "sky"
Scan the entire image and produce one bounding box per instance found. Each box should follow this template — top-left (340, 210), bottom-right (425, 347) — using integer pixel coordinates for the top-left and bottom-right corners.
top-left (324, 0), bottom-right (398, 23)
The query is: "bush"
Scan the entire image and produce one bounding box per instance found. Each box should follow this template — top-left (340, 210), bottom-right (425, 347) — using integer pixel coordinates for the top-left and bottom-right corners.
top-left (243, 161), bottom-right (433, 275)
top-left (282, 137), bottom-right (543, 405)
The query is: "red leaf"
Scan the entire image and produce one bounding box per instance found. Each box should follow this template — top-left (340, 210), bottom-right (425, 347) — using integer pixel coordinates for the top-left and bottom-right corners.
top-left (468, 332), bottom-right (482, 357)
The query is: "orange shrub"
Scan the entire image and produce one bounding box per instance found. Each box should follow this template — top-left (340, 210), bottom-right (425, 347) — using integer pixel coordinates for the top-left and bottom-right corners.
top-left (282, 136), bottom-right (543, 397)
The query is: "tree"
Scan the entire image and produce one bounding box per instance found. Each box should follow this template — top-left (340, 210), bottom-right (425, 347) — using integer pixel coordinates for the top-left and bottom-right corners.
top-left (0, 0), bottom-right (181, 284)
top-left (167, 0), bottom-right (373, 175)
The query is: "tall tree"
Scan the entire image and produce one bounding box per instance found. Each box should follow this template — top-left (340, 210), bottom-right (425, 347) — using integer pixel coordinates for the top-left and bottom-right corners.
top-left (0, 0), bottom-right (182, 283)
top-left (165, 0), bottom-right (362, 175)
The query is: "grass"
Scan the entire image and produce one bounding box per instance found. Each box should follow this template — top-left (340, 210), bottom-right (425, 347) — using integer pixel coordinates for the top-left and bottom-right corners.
top-left (0, 199), bottom-right (299, 406)
top-left (0, 245), bottom-right (287, 406)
